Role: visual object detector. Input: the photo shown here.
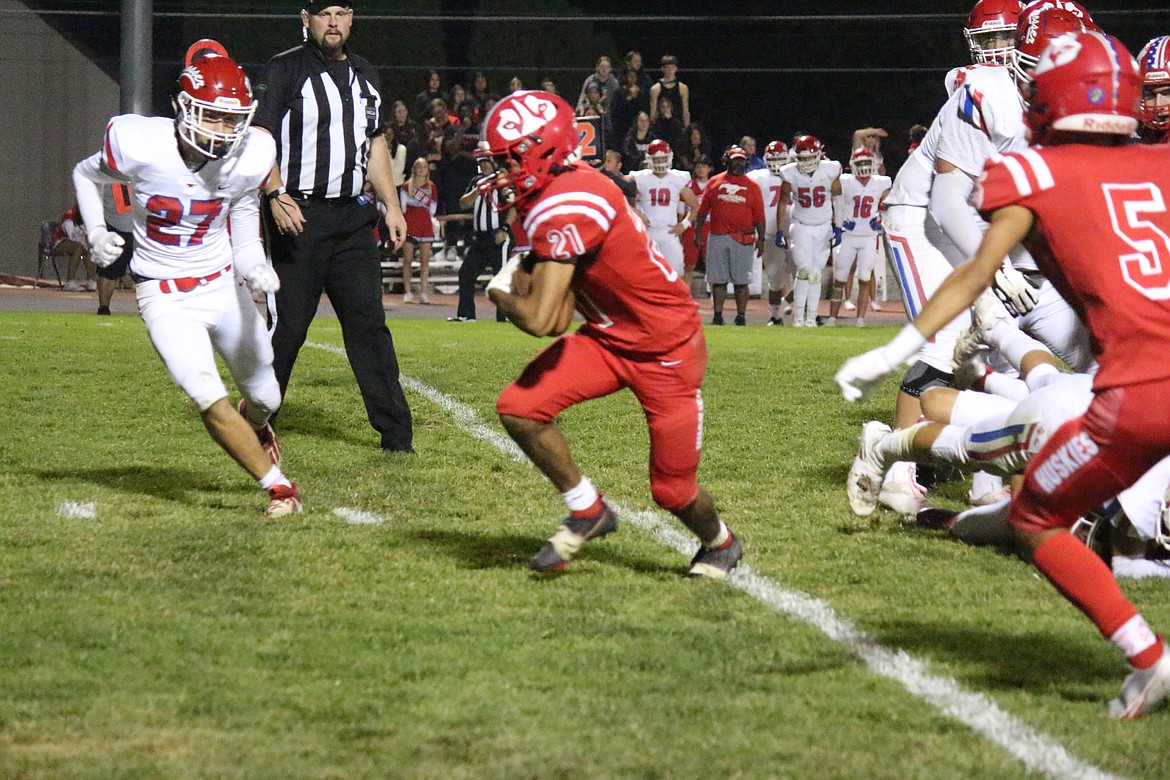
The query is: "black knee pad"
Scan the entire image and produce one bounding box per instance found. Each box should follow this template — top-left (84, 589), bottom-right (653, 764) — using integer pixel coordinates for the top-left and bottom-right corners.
top-left (899, 361), bottom-right (953, 399)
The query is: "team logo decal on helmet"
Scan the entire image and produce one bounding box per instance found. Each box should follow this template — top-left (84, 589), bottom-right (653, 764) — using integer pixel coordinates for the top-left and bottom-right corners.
top-left (1012, 5), bottom-right (1089, 90)
top-left (493, 93), bottom-right (559, 142)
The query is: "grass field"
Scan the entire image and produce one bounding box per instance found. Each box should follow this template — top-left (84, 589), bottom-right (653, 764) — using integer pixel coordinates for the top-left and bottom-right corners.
top-left (1, 309), bottom-right (1168, 779)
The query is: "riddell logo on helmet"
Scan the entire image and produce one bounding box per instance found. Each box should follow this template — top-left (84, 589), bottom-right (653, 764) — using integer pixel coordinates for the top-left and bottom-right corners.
top-left (495, 94), bottom-right (556, 142)
top-left (1082, 116), bottom-right (1132, 133)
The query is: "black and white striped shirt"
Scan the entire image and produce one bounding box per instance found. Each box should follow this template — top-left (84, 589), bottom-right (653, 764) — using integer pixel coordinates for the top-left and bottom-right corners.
top-left (469, 173), bottom-right (505, 235)
top-left (255, 43), bottom-right (382, 199)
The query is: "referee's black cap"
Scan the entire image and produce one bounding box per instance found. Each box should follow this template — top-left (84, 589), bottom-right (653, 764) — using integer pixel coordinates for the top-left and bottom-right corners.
top-left (303, 1), bottom-right (353, 12)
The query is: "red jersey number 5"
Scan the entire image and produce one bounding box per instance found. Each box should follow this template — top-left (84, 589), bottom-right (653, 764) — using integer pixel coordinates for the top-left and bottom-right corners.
top-left (1104, 183), bottom-right (1170, 300)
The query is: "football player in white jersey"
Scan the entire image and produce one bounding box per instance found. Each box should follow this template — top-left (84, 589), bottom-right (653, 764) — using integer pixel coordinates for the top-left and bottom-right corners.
top-left (747, 140), bottom-right (794, 325)
top-left (829, 148), bottom-right (890, 327)
top-left (71, 51), bottom-right (301, 518)
top-left (777, 135), bottom-right (843, 327)
top-left (629, 140), bottom-right (699, 277)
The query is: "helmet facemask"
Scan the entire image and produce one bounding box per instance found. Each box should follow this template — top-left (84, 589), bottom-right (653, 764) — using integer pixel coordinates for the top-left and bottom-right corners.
top-left (965, 26), bottom-right (1017, 66)
top-left (649, 151), bottom-right (673, 174)
top-left (796, 153), bottom-right (820, 175)
top-left (176, 93), bottom-right (256, 159)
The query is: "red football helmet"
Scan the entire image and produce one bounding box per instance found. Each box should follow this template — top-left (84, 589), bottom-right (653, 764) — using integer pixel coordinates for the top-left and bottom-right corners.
top-left (1019, 0), bottom-right (1098, 30)
top-left (646, 139), bottom-right (673, 173)
top-left (175, 54), bottom-right (256, 159)
top-left (1024, 31), bottom-right (1141, 144)
top-left (792, 135), bottom-right (823, 175)
top-left (476, 90), bottom-right (580, 209)
top-left (1012, 6), bottom-right (1089, 90)
top-left (849, 147), bottom-right (876, 178)
top-left (764, 140), bottom-right (789, 174)
top-left (1139, 36), bottom-right (1170, 131)
top-left (964, 0), bottom-right (1024, 65)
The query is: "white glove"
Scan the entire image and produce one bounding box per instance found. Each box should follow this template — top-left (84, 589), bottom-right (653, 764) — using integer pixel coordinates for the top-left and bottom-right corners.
top-left (835, 324), bottom-right (927, 402)
top-left (87, 227), bottom-right (125, 268)
top-left (487, 254), bottom-right (522, 296)
top-left (243, 264), bottom-right (281, 295)
top-left (992, 264), bottom-right (1038, 316)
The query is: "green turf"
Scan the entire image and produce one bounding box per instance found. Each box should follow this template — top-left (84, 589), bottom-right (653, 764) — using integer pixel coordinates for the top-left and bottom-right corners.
top-left (0, 311), bottom-right (1167, 779)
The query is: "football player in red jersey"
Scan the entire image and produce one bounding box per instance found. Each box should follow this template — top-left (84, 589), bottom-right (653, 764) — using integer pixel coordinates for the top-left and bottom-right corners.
top-left (837, 32), bottom-right (1170, 718)
top-left (477, 91), bottom-right (743, 578)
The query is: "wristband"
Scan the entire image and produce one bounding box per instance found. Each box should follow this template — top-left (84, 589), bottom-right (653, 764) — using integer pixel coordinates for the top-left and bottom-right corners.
top-left (265, 186), bottom-right (287, 202)
top-left (678, 217), bottom-right (691, 231)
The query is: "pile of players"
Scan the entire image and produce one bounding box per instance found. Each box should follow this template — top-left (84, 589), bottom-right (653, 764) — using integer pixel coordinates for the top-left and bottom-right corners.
top-left (837, 0), bottom-right (1170, 718)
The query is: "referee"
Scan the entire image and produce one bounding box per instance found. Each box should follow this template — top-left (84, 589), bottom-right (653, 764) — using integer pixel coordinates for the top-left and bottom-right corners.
top-left (255, 1), bottom-right (414, 452)
top-left (449, 157), bottom-right (510, 323)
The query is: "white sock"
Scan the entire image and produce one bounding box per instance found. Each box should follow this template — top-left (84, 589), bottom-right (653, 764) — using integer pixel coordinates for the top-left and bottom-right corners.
top-left (1111, 614), bottom-right (1159, 661)
top-left (988, 324), bottom-right (1050, 370)
top-left (927, 424), bottom-right (966, 465)
top-left (258, 465), bottom-right (290, 490)
top-left (807, 280), bottom-right (822, 321)
top-left (793, 278), bottom-right (810, 320)
top-left (878, 422), bottom-right (929, 468)
top-left (562, 476), bottom-right (600, 513)
top-left (1024, 362), bottom-right (1061, 392)
top-left (705, 520), bottom-right (731, 549)
top-left (983, 372), bottom-right (1029, 402)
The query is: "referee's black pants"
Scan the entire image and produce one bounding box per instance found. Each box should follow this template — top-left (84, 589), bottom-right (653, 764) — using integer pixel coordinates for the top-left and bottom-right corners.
top-left (457, 232), bottom-right (507, 321)
top-left (266, 199), bottom-right (413, 451)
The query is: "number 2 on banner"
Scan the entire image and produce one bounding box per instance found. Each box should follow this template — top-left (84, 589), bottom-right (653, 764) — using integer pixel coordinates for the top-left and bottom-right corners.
top-left (577, 123), bottom-right (597, 159)
top-left (1103, 183), bottom-right (1170, 300)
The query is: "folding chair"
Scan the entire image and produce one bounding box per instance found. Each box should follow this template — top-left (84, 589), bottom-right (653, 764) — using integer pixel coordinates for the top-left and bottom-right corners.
top-left (36, 220), bottom-right (67, 288)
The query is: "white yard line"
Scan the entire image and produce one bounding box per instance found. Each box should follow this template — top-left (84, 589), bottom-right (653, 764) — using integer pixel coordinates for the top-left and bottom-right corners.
top-left (307, 342), bottom-right (1120, 780)
top-left (56, 501), bottom-right (96, 519)
top-left (332, 507), bottom-right (386, 526)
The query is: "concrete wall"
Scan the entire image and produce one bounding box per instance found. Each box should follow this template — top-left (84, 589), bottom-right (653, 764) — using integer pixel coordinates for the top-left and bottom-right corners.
top-left (0, 1), bottom-right (119, 277)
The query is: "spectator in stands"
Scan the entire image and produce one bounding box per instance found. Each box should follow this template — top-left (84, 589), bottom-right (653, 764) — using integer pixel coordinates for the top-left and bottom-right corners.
top-left (577, 55), bottom-right (619, 111)
top-left (383, 122), bottom-right (407, 187)
top-left (599, 149), bottom-right (637, 207)
top-left (576, 83), bottom-right (614, 150)
top-left (414, 69), bottom-right (448, 120)
top-left (450, 84), bottom-right (468, 116)
top-left (440, 101), bottom-right (481, 251)
top-left (508, 76), bottom-right (524, 93)
top-left (675, 123), bottom-right (711, 172)
top-left (651, 95), bottom-right (685, 153)
top-left (650, 54), bottom-right (690, 126)
top-left (611, 67), bottom-right (649, 143)
top-left (908, 123), bottom-right (928, 153)
top-left (852, 127), bottom-right (888, 174)
top-left (740, 135), bottom-right (766, 172)
top-left (468, 71), bottom-right (490, 113)
top-left (539, 78), bottom-right (557, 94)
top-left (621, 110), bottom-right (656, 173)
top-left (399, 157), bottom-right (438, 304)
top-left (623, 50), bottom-right (653, 93)
top-left (54, 205), bottom-right (95, 291)
top-left (424, 97), bottom-right (451, 168)
top-left (388, 99), bottom-right (426, 173)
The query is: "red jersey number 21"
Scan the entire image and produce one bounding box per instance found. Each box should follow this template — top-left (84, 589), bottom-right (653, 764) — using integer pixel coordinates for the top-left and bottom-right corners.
top-left (1104, 183), bottom-right (1170, 300)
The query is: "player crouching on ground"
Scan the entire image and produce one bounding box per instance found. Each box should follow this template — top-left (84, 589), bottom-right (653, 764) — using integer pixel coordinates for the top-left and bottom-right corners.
top-left (836, 32), bottom-right (1170, 718)
top-left (72, 49), bottom-right (300, 518)
top-left (478, 91), bottom-right (742, 578)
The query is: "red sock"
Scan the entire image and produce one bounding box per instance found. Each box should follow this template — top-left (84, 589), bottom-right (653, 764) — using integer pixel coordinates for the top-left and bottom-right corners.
top-left (571, 498), bottom-right (604, 520)
top-left (1032, 532), bottom-right (1139, 642)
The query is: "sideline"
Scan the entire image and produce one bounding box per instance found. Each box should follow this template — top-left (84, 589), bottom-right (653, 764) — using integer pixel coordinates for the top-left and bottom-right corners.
top-left (307, 341), bottom-right (1120, 780)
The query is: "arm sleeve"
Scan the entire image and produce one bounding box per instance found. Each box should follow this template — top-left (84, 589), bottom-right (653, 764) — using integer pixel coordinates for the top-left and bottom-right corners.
top-left (228, 190), bottom-right (267, 277)
top-left (929, 166), bottom-right (986, 258)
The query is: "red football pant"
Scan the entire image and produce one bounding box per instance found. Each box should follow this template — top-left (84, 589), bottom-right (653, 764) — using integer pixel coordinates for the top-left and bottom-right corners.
top-left (497, 330), bottom-right (708, 511)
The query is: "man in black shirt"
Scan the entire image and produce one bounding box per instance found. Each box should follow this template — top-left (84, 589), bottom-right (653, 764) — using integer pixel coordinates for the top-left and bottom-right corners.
top-left (255, 1), bottom-right (414, 452)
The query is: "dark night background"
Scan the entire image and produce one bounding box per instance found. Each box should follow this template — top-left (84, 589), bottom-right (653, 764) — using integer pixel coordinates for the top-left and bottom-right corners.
top-left (29, 1), bottom-right (1170, 175)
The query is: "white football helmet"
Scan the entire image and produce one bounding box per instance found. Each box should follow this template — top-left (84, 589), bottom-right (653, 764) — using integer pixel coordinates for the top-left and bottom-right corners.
top-left (849, 147), bottom-right (875, 178)
top-left (764, 140), bottom-right (789, 174)
top-left (792, 135), bottom-right (823, 175)
top-left (646, 139), bottom-right (673, 174)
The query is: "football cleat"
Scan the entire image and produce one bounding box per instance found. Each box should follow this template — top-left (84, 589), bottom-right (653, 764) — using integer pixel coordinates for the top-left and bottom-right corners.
top-left (687, 533), bottom-right (743, 579)
top-left (265, 482), bottom-right (302, 518)
top-left (1110, 644), bottom-right (1170, 719)
top-left (711, 313), bottom-right (725, 326)
top-left (879, 466), bottom-right (928, 516)
top-left (847, 421), bottom-right (891, 517)
top-left (734, 314), bottom-right (746, 326)
top-left (870, 300), bottom-right (883, 312)
top-left (530, 502), bottom-right (618, 573)
top-left (767, 317), bottom-right (783, 326)
top-left (971, 288), bottom-right (1015, 343)
top-left (238, 399), bottom-right (281, 467)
